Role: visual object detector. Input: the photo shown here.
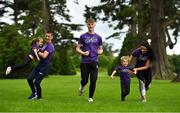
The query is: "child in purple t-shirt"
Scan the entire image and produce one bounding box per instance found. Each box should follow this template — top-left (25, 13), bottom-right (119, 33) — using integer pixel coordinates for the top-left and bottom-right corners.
top-left (110, 56), bottom-right (136, 101)
top-left (5, 37), bottom-right (43, 75)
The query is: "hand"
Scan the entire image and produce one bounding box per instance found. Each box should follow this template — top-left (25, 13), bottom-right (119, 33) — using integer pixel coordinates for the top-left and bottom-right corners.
top-left (83, 51), bottom-right (90, 56)
top-left (110, 75), bottom-right (114, 79)
top-left (37, 57), bottom-right (40, 61)
top-left (133, 69), bottom-right (137, 74)
top-left (128, 70), bottom-right (134, 75)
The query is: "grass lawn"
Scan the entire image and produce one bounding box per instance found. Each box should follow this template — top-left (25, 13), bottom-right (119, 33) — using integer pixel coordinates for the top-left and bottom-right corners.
top-left (0, 71), bottom-right (180, 112)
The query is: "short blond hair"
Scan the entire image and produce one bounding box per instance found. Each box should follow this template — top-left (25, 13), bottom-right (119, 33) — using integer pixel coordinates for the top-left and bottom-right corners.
top-left (120, 56), bottom-right (130, 63)
top-left (87, 16), bottom-right (95, 23)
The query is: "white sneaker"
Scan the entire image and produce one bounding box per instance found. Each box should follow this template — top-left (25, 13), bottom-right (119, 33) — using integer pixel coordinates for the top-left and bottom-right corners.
top-left (78, 86), bottom-right (84, 96)
top-left (88, 98), bottom-right (93, 103)
top-left (5, 66), bottom-right (12, 75)
top-left (142, 99), bottom-right (147, 103)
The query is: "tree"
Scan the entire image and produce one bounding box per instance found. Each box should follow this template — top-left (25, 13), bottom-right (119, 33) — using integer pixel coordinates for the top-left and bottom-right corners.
top-left (150, 0), bottom-right (179, 79)
top-left (0, 25), bottom-right (34, 78)
top-left (0, 0), bottom-right (83, 77)
top-left (84, 0), bottom-right (179, 79)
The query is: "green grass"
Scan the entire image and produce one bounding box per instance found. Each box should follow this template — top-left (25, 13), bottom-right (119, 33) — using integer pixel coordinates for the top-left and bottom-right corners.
top-left (0, 71), bottom-right (180, 112)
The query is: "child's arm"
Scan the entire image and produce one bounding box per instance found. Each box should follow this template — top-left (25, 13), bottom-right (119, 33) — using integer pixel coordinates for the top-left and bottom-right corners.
top-left (110, 70), bottom-right (117, 79)
top-left (33, 48), bottom-right (40, 61)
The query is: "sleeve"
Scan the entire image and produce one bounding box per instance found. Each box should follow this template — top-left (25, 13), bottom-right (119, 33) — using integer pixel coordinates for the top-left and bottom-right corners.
top-left (98, 36), bottom-right (103, 46)
top-left (114, 66), bottom-right (120, 71)
top-left (46, 45), bottom-right (54, 53)
top-left (32, 45), bottom-right (39, 50)
top-left (78, 35), bottom-right (83, 45)
top-left (128, 66), bottom-right (134, 71)
top-left (132, 49), bottom-right (140, 57)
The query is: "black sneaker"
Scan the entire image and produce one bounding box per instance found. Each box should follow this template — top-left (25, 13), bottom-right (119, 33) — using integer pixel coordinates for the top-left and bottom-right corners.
top-left (28, 93), bottom-right (37, 99)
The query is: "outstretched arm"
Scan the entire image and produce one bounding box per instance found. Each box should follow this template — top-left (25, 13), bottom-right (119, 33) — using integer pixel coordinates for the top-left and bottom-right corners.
top-left (110, 70), bottom-right (117, 79)
top-left (135, 60), bottom-right (151, 71)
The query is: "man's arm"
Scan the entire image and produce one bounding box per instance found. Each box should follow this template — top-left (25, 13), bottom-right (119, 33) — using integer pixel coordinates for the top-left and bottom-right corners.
top-left (38, 51), bottom-right (49, 59)
top-left (76, 44), bottom-right (89, 56)
top-left (98, 45), bottom-right (103, 55)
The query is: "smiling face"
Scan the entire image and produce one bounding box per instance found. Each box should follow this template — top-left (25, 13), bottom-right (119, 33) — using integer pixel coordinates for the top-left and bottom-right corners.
top-left (45, 33), bottom-right (53, 42)
top-left (140, 45), bottom-right (148, 54)
top-left (37, 38), bottom-right (43, 46)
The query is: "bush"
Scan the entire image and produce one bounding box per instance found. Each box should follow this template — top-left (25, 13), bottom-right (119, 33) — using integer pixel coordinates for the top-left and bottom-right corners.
top-left (51, 48), bottom-right (76, 75)
top-left (168, 55), bottom-right (180, 73)
top-left (99, 55), bottom-right (113, 68)
top-left (0, 25), bottom-right (35, 78)
top-left (107, 56), bottom-right (119, 76)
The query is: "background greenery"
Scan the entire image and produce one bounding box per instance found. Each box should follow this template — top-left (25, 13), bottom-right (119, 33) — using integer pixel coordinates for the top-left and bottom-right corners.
top-left (0, 72), bottom-right (179, 112)
top-left (0, 0), bottom-right (179, 80)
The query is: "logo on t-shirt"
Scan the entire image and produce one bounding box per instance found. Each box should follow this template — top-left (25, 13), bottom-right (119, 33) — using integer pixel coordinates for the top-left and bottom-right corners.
top-left (84, 37), bottom-right (98, 44)
top-left (121, 69), bottom-right (130, 73)
top-left (138, 55), bottom-right (148, 61)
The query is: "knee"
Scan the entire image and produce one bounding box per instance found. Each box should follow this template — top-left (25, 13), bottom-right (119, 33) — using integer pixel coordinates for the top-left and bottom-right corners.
top-left (34, 80), bottom-right (40, 87)
top-left (90, 76), bottom-right (97, 82)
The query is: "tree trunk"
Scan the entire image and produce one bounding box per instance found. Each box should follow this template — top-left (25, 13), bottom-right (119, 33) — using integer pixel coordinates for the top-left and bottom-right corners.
top-left (13, 0), bottom-right (18, 24)
top-left (130, 1), bottom-right (138, 37)
top-left (137, 0), bottom-right (145, 38)
top-left (150, 0), bottom-right (173, 79)
top-left (42, 0), bottom-right (50, 32)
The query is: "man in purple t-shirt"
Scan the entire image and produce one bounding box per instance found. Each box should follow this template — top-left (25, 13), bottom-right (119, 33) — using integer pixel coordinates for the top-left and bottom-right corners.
top-left (27, 33), bottom-right (55, 100)
top-left (76, 17), bottom-right (103, 103)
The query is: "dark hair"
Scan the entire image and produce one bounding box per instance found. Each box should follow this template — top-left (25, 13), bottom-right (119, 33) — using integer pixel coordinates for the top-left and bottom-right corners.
top-left (31, 39), bottom-right (36, 46)
top-left (140, 41), bottom-right (151, 50)
top-left (140, 41), bottom-right (155, 61)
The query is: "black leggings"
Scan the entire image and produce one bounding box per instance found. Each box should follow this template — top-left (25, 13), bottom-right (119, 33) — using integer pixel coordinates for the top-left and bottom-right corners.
top-left (80, 62), bottom-right (98, 98)
top-left (136, 68), bottom-right (152, 90)
top-left (11, 56), bottom-right (32, 70)
top-left (121, 82), bottom-right (130, 101)
top-left (27, 63), bottom-right (51, 98)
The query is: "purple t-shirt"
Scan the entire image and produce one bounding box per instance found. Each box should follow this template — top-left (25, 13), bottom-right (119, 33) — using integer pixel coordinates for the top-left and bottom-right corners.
top-left (78, 32), bottom-right (102, 63)
top-left (39, 42), bottom-right (55, 64)
top-left (115, 66), bottom-right (133, 85)
top-left (132, 48), bottom-right (153, 68)
top-left (30, 44), bottom-right (40, 58)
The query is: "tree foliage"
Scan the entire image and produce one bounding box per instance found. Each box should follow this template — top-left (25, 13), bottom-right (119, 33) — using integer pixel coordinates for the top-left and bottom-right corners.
top-left (85, 0), bottom-right (179, 79)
